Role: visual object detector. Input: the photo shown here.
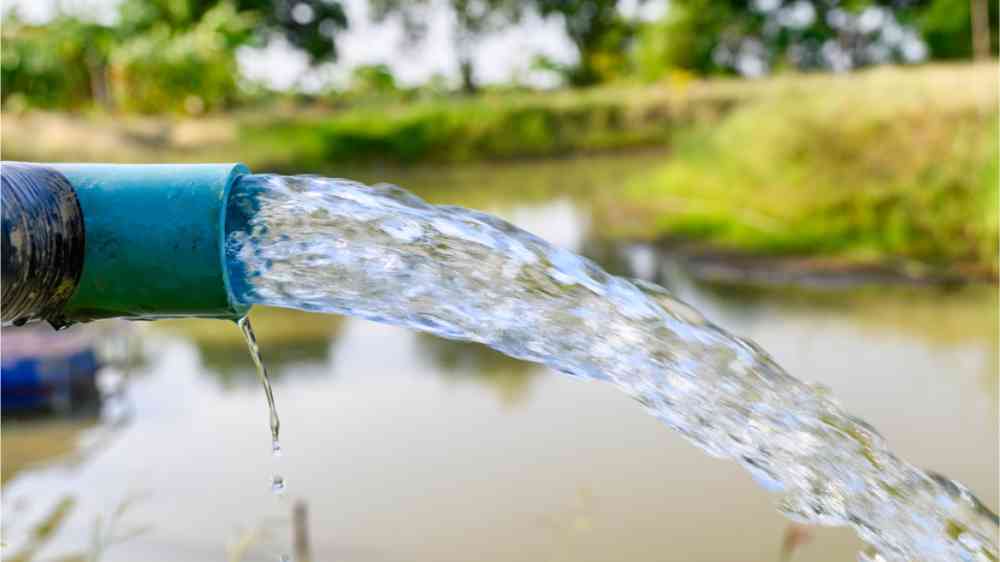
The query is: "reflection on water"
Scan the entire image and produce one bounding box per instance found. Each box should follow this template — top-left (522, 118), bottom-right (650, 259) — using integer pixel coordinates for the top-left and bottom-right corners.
top-left (3, 496), bottom-right (77, 562)
top-left (156, 307), bottom-right (344, 386)
top-left (2, 164), bottom-right (996, 562)
top-left (416, 335), bottom-right (538, 408)
top-left (1, 419), bottom-right (99, 484)
top-left (196, 338), bottom-right (334, 385)
top-left (337, 150), bottom-right (667, 210)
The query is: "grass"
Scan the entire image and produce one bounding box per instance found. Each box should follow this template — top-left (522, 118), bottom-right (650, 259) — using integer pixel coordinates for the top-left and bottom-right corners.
top-left (0, 72), bottom-right (751, 170)
top-left (600, 63), bottom-right (999, 276)
top-left (239, 92), bottom-right (678, 168)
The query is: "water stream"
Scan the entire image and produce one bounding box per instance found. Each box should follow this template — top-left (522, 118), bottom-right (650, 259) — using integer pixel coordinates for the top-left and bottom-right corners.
top-left (224, 173), bottom-right (997, 562)
top-left (236, 316), bottom-right (289, 562)
top-left (236, 316), bottom-right (282, 458)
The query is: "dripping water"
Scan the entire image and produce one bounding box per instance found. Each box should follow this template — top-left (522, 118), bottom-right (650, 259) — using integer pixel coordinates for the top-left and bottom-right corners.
top-left (237, 316), bottom-right (281, 453)
top-left (236, 316), bottom-right (285, 493)
top-left (236, 316), bottom-right (290, 562)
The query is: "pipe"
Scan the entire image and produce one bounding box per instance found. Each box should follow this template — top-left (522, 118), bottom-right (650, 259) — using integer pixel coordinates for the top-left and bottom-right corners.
top-left (1, 162), bottom-right (251, 326)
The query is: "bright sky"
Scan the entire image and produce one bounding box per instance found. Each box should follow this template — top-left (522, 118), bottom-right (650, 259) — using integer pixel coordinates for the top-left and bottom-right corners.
top-left (4, 0), bottom-right (667, 91)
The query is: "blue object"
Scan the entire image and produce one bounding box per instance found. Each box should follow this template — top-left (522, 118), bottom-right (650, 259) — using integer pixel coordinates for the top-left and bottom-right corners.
top-left (1, 349), bottom-right (100, 412)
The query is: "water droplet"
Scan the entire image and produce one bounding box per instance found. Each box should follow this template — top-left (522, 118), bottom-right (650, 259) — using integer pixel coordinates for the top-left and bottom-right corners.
top-left (278, 555), bottom-right (291, 562)
top-left (272, 439), bottom-right (283, 457)
top-left (271, 474), bottom-right (286, 495)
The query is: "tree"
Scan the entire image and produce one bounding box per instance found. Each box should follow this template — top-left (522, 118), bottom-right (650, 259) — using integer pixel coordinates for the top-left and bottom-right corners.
top-left (636, 0), bottom-right (997, 79)
top-left (530, 0), bottom-right (638, 86)
top-left (117, 0), bottom-right (348, 62)
top-left (1, 14), bottom-right (115, 109)
top-left (2, 0), bottom-right (350, 113)
top-left (371, 0), bottom-right (523, 94)
top-left (634, 0), bottom-right (734, 79)
top-left (110, 2), bottom-right (258, 112)
top-left (916, 0), bottom-right (998, 60)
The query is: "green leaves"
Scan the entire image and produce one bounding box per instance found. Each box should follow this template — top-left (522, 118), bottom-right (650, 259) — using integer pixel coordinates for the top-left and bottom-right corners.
top-left (2, 0), bottom-right (347, 113)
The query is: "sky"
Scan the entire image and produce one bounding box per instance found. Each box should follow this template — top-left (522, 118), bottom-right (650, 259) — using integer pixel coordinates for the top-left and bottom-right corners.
top-left (4, 0), bottom-right (667, 91)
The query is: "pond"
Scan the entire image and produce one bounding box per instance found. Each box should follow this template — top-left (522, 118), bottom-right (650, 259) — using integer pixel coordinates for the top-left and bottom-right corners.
top-left (2, 152), bottom-right (997, 562)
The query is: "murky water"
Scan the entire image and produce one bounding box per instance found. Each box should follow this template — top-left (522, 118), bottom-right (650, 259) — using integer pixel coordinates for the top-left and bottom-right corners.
top-left (2, 158), bottom-right (997, 562)
top-left (223, 173), bottom-right (997, 560)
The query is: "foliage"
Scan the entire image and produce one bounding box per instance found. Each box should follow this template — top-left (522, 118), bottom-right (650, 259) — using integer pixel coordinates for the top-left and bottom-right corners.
top-left (239, 92), bottom-right (670, 166)
top-left (633, 0), bottom-right (731, 80)
top-left (116, 0), bottom-right (347, 61)
top-left (2, 0), bottom-right (347, 113)
top-left (373, 1), bottom-right (645, 89)
top-left (370, 0), bottom-right (523, 93)
top-left (3, 0), bottom-right (995, 115)
top-left (348, 64), bottom-right (400, 96)
top-left (917, 0), bottom-right (999, 59)
top-left (1, 16), bottom-right (114, 110)
top-left (111, 3), bottom-right (257, 113)
top-left (633, 0), bottom-right (997, 79)
top-left (531, 0), bottom-right (638, 86)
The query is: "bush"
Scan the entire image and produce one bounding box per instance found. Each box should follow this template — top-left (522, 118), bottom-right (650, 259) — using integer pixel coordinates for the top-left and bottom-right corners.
top-left (241, 92), bottom-right (671, 167)
top-left (110, 3), bottom-right (255, 114)
top-left (1, 18), bottom-right (112, 110)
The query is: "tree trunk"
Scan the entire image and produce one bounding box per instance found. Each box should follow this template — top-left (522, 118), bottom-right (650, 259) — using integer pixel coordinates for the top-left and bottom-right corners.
top-left (970, 0), bottom-right (991, 60)
top-left (85, 51), bottom-right (113, 111)
top-left (459, 58), bottom-right (478, 94)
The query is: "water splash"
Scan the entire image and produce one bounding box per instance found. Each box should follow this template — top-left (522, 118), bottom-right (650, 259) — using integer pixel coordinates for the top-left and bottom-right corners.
top-left (225, 174), bottom-right (998, 561)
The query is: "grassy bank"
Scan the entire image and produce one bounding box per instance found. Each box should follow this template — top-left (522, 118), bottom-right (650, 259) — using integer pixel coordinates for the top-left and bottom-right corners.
top-left (236, 84), bottom-right (744, 169)
top-left (1, 72), bottom-right (754, 169)
top-left (2, 62), bottom-right (995, 276)
top-left (601, 63), bottom-right (998, 277)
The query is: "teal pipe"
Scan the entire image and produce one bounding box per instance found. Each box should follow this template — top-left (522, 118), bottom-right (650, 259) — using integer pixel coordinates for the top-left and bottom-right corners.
top-left (45, 163), bottom-right (251, 322)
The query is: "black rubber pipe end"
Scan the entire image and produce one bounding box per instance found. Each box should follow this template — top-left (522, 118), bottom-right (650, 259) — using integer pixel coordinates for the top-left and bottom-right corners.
top-left (2, 162), bottom-right (85, 327)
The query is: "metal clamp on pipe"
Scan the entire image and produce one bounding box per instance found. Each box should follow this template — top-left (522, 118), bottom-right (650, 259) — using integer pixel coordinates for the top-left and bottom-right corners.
top-left (2, 162), bottom-right (251, 326)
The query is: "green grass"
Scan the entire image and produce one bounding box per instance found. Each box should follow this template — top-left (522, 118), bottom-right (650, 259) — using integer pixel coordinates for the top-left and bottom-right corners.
top-left (0, 72), bottom-right (749, 170)
top-left (235, 84), bottom-right (743, 170)
top-left (603, 64), bottom-right (999, 275)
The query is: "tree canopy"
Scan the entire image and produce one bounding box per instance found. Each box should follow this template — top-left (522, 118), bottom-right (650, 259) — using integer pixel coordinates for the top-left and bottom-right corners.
top-left (2, 0), bottom-right (348, 112)
top-left (370, 0), bottom-right (524, 93)
top-left (635, 0), bottom-right (998, 79)
top-left (117, 0), bottom-right (348, 61)
top-left (1, 0), bottom-right (995, 113)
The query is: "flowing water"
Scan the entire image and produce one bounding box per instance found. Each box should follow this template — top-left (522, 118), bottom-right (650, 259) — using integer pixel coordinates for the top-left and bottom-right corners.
top-left (236, 316), bottom-right (288, 562)
top-left (236, 316), bottom-right (282, 457)
top-left (223, 173), bottom-right (998, 562)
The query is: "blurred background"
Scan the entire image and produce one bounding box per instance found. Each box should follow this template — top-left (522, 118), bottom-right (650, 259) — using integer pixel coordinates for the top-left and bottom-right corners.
top-left (1, 1), bottom-right (997, 561)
